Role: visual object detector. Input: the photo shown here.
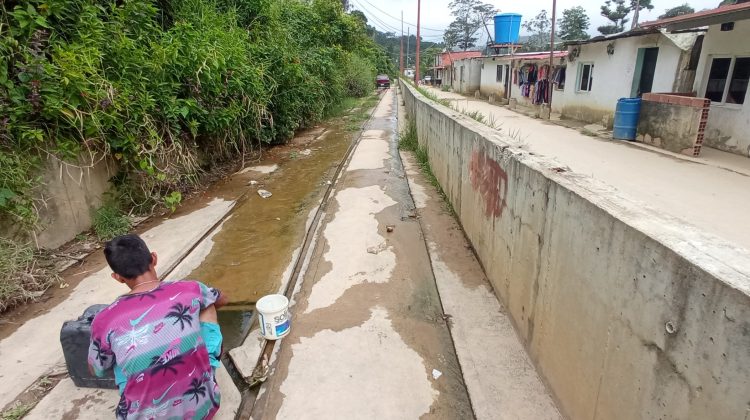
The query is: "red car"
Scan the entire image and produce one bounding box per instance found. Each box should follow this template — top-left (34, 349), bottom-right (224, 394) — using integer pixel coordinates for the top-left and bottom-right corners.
top-left (376, 74), bottom-right (390, 88)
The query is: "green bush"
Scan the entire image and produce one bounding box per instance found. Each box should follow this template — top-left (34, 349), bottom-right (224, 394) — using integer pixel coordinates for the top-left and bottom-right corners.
top-left (342, 53), bottom-right (376, 98)
top-left (0, 0), bottom-right (393, 229)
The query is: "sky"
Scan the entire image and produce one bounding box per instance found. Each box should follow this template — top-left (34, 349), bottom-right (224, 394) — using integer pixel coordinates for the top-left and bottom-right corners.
top-left (351, 0), bottom-right (723, 43)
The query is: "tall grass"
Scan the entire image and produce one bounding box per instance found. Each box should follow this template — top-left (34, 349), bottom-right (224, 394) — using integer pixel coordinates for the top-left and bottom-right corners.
top-left (0, 238), bottom-right (57, 312)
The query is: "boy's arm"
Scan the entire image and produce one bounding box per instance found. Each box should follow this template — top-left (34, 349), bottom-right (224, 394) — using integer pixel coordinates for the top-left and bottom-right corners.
top-left (196, 281), bottom-right (228, 309)
top-left (199, 303), bottom-right (218, 323)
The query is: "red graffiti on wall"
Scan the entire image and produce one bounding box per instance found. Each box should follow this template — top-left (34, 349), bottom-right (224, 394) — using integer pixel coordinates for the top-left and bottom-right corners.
top-left (469, 148), bottom-right (508, 218)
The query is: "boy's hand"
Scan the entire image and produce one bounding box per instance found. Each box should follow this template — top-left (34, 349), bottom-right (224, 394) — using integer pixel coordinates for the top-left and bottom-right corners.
top-left (214, 290), bottom-right (228, 309)
top-left (199, 304), bottom-right (218, 323)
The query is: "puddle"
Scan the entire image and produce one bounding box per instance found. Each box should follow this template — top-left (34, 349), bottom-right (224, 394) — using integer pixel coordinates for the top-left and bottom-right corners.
top-left (185, 125), bottom-right (355, 348)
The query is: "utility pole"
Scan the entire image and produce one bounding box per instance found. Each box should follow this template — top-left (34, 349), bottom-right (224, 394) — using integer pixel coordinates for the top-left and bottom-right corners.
top-left (406, 27), bottom-right (410, 69)
top-left (400, 11), bottom-right (404, 77)
top-left (548, 0), bottom-right (557, 114)
top-left (415, 0), bottom-right (421, 84)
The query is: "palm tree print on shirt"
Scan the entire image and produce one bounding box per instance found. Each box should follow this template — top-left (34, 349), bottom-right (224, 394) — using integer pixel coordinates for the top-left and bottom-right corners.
top-left (149, 353), bottom-right (185, 376)
top-left (166, 303), bottom-right (193, 330)
top-left (120, 286), bottom-right (162, 301)
top-left (183, 378), bottom-right (207, 403)
top-left (91, 338), bottom-right (109, 364)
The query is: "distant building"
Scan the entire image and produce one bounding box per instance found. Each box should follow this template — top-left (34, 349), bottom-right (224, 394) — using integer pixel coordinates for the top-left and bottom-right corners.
top-left (432, 50), bottom-right (482, 88)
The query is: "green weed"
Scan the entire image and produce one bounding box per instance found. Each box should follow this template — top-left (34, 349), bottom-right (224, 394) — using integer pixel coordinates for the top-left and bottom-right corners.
top-left (399, 119), bottom-right (454, 213)
top-left (0, 402), bottom-right (34, 420)
top-left (465, 110), bottom-right (486, 124)
top-left (92, 204), bottom-right (131, 241)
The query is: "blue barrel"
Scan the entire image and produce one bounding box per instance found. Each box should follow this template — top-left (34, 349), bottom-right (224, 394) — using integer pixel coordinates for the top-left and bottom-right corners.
top-left (494, 13), bottom-right (522, 44)
top-left (613, 98), bottom-right (642, 140)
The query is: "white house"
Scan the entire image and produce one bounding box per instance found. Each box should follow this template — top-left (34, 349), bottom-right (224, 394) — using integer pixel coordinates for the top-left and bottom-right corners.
top-left (641, 2), bottom-right (750, 156)
top-left (432, 50), bottom-right (481, 87)
top-left (478, 55), bottom-right (513, 99)
top-left (447, 56), bottom-right (483, 94)
top-left (557, 29), bottom-right (703, 127)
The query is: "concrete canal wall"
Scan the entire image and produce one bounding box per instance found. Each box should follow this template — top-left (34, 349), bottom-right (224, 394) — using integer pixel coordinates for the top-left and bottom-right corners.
top-left (400, 81), bottom-right (750, 420)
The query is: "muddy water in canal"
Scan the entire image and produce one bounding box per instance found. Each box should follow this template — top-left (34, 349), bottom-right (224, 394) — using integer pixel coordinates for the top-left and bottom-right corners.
top-left (186, 123), bottom-right (357, 349)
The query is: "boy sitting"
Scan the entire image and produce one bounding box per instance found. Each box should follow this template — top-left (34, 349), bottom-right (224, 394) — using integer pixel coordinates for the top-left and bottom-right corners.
top-left (88, 234), bottom-right (226, 419)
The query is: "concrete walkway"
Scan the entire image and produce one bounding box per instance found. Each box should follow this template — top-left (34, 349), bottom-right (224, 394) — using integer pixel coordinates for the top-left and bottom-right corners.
top-left (426, 87), bottom-right (750, 252)
top-left (250, 89), bottom-right (559, 419)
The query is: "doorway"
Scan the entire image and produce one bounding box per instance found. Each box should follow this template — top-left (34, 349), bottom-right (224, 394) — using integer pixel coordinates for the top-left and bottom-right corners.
top-left (631, 47), bottom-right (659, 97)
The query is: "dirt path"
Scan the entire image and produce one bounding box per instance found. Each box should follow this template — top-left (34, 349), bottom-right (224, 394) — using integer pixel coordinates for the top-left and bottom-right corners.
top-left (251, 88), bottom-right (475, 419)
top-left (425, 86), bottom-right (750, 252)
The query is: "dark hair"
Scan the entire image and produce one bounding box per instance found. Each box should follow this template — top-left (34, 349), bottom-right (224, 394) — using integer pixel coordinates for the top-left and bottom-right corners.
top-left (104, 234), bottom-right (153, 279)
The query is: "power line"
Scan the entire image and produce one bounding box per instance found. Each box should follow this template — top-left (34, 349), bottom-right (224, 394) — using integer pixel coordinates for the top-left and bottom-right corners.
top-left (358, 5), bottom-right (403, 34)
top-left (358, 0), bottom-right (445, 32)
top-left (352, 0), bottom-right (445, 33)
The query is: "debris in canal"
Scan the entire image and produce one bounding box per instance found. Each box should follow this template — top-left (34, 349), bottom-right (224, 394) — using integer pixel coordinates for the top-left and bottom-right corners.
top-left (432, 369), bottom-right (442, 380)
top-left (258, 189), bottom-right (273, 199)
top-left (366, 242), bottom-right (388, 255)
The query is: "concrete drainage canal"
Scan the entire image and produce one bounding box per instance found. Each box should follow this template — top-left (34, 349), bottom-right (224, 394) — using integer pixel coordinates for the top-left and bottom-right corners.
top-left (175, 94), bottom-right (384, 414)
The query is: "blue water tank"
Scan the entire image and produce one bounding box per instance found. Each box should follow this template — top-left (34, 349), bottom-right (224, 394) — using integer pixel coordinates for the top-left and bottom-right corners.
top-left (613, 98), bottom-right (642, 141)
top-left (494, 13), bottom-right (522, 44)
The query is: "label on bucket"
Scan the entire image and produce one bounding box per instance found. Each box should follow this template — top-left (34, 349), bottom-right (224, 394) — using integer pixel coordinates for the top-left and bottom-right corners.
top-left (259, 309), bottom-right (291, 339)
top-left (275, 319), bottom-right (290, 336)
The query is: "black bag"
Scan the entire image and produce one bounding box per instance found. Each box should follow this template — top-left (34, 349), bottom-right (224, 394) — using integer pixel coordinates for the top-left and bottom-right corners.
top-left (60, 304), bottom-right (117, 389)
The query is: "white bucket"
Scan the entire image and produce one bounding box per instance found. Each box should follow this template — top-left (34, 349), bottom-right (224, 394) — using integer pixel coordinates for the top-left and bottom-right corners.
top-left (256, 294), bottom-right (291, 340)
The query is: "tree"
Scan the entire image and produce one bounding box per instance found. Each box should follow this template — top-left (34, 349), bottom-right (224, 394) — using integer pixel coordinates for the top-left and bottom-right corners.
top-left (630, 0), bottom-right (655, 28)
top-left (659, 4), bottom-right (694, 19)
top-left (522, 10), bottom-right (551, 51)
top-left (599, 0), bottom-right (631, 34)
top-left (420, 46), bottom-right (442, 79)
top-left (443, 0), bottom-right (496, 50)
top-left (558, 6), bottom-right (591, 41)
top-left (349, 10), bottom-right (367, 25)
top-left (598, 0), bottom-right (653, 35)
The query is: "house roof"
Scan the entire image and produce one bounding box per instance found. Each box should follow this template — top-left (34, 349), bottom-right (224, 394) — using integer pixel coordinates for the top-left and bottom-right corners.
top-left (436, 50), bottom-right (482, 68)
top-left (564, 27), bottom-right (661, 46)
top-left (640, 2), bottom-right (750, 31)
top-left (509, 51), bottom-right (568, 61)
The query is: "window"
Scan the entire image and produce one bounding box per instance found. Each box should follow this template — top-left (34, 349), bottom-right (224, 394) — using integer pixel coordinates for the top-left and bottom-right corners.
top-left (705, 56), bottom-right (750, 104)
top-left (728, 58), bottom-right (750, 104)
top-left (706, 58), bottom-right (730, 102)
top-left (496, 64), bottom-right (503, 82)
top-left (577, 63), bottom-right (594, 92)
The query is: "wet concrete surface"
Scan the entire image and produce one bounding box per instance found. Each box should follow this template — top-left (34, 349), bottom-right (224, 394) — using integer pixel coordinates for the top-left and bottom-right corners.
top-left (251, 88), bottom-right (474, 419)
top-left (186, 125), bottom-right (357, 349)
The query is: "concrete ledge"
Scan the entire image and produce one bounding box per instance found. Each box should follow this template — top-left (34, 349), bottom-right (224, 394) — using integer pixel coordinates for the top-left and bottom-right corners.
top-left (401, 80), bottom-right (750, 420)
